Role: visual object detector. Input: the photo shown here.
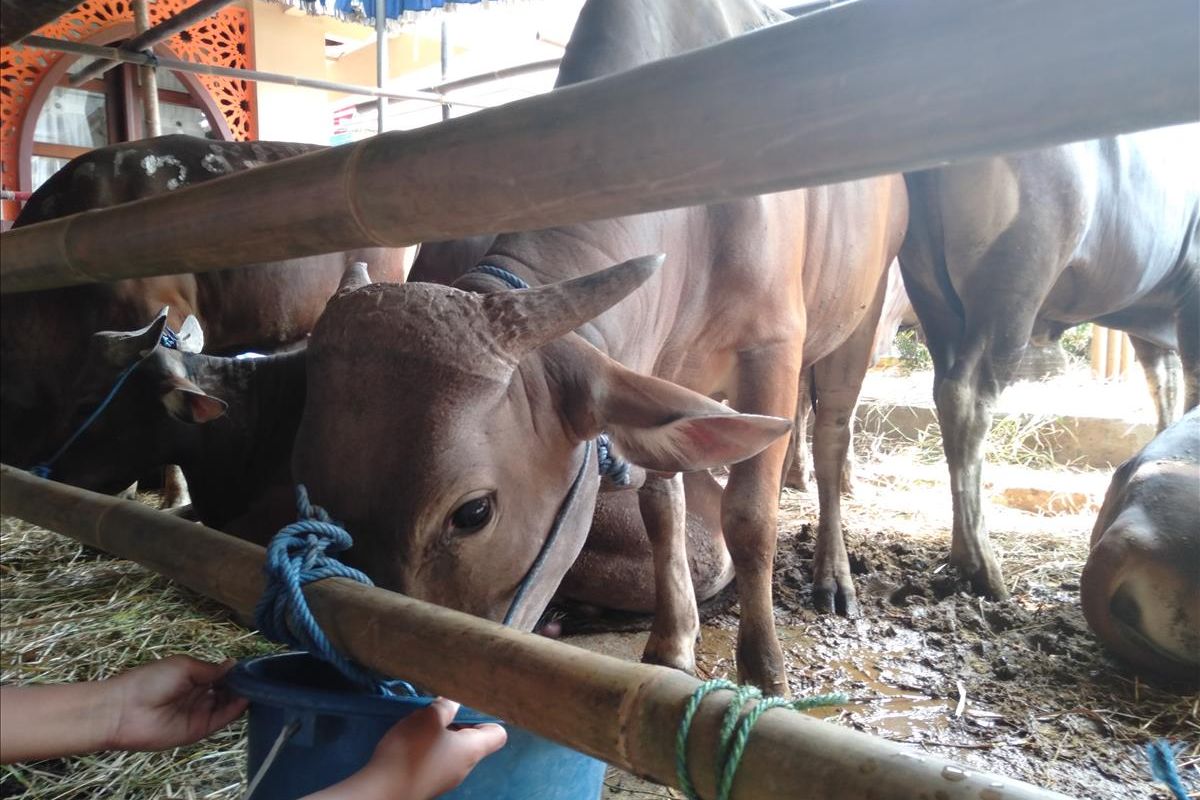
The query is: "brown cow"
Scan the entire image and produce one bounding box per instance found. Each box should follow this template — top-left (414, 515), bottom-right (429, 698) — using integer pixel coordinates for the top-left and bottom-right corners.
top-left (1082, 407), bottom-right (1199, 680)
top-left (293, 0), bottom-right (906, 694)
top-left (0, 135), bottom-right (412, 474)
top-left (900, 125), bottom-right (1198, 598)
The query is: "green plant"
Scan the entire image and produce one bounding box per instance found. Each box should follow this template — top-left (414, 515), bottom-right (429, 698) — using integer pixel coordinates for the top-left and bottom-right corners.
top-left (1058, 323), bottom-right (1092, 364)
top-left (892, 329), bottom-right (933, 373)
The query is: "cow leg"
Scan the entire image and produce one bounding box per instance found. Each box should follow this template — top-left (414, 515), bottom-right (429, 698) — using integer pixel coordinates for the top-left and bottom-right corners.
top-left (810, 379), bottom-right (860, 617)
top-left (1130, 335), bottom-right (1180, 432)
top-left (160, 464), bottom-right (192, 510)
top-left (783, 370), bottom-right (813, 491)
top-left (637, 472), bottom-right (699, 672)
top-left (808, 273), bottom-right (887, 616)
top-left (724, 345), bottom-right (801, 695)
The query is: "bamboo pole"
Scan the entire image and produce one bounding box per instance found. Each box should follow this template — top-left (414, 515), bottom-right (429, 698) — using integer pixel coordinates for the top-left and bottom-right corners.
top-left (69, 0), bottom-right (238, 86)
top-left (0, 465), bottom-right (1068, 800)
top-left (2, 0), bottom-right (1197, 293)
top-left (133, 0), bottom-right (161, 138)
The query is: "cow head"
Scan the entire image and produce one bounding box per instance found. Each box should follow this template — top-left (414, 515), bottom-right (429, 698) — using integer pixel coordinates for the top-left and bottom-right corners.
top-left (293, 256), bottom-right (790, 629)
top-left (39, 309), bottom-right (227, 494)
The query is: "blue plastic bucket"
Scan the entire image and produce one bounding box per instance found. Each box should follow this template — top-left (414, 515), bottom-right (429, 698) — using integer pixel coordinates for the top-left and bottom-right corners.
top-left (228, 653), bottom-right (605, 800)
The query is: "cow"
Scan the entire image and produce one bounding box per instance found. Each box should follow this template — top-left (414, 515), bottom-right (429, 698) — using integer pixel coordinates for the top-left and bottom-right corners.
top-left (292, 0), bottom-right (908, 695)
top-left (1081, 407), bottom-right (1199, 680)
top-left (899, 124), bottom-right (1199, 599)
top-left (25, 263), bottom-right (376, 540)
top-left (0, 135), bottom-right (412, 479)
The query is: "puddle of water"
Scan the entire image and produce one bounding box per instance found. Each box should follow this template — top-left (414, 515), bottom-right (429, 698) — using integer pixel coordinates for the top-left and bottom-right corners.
top-left (695, 625), bottom-right (957, 739)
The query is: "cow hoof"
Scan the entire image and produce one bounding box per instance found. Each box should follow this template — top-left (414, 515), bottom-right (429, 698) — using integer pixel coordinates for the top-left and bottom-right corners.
top-left (813, 586), bottom-right (862, 618)
top-left (956, 561), bottom-right (1010, 600)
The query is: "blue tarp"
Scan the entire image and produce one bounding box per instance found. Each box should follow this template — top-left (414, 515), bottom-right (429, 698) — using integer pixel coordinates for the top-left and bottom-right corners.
top-left (328, 0), bottom-right (483, 21)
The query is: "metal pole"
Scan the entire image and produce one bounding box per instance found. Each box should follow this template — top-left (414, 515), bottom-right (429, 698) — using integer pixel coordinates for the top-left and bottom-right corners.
top-left (20, 35), bottom-right (483, 108)
top-left (375, 0), bottom-right (388, 135)
top-left (133, 0), bottom-right (161, 137)
top-left (69, 0), bottom-right (236, 87)
top-left (441, 18), bottom-right (450, 121)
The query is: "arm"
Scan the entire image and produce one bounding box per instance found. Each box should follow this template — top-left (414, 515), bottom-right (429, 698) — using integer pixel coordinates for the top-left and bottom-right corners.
top-left (304, 698), bottom-right (507, 800)
top-left (0, 682), bottom-right (117, 763)
top-left (1, 655), bottom-right (247, 764)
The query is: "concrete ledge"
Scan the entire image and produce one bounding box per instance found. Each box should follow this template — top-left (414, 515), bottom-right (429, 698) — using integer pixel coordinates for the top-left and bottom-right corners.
top-left (856, 402), bottom-right (1155, 469)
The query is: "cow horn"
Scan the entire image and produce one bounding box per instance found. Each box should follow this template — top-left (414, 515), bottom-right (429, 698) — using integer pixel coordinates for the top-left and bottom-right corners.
top-left (482, 254), bottom-right (664, 358)
top-left (338, 261), bottom-right (371, 294)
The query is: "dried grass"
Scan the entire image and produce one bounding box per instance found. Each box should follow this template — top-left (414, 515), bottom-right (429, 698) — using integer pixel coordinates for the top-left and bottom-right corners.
top-left (0, 510), bottom-right (280, 800)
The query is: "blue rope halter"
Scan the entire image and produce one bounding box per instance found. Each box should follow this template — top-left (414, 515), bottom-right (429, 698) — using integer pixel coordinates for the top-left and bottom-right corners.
top-left (470, 264), bottom-right (632, 487)
top-left (30, 326), bottom-right (180, 481)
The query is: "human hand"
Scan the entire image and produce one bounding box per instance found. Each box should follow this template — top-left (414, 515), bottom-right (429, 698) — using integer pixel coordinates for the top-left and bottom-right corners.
top-left (307, 698), bottom-right (507, 800)
top-left (104, 655), bottom-right (248, 752)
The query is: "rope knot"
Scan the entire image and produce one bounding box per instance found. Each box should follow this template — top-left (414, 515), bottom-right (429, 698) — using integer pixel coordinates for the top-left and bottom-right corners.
top-left (254, 485), bottom-right (415, 696)
top-left (675, 679), bottom-right (846, 800)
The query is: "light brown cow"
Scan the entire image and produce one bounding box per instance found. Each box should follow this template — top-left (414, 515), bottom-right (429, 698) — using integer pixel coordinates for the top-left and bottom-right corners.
top-left (294, 0), bottom-right (906, 694)
top-left (1082, 407), bottom-right (1199, 680)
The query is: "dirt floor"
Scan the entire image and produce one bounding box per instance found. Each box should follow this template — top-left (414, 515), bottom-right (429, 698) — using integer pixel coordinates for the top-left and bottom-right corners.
top-left (572, 449), bottom-right (1197, 800)
top-left (1, 373), bottom-right (1197, 798)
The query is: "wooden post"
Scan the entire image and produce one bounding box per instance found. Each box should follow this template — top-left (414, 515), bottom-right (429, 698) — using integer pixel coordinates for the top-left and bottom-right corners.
top-left (133, 0), bottom-right (161, 138)
top-left (1119, 332), bottom-right (1134, 377)
top-left (68, 0), bottom-right (237, 86)
top-left (1090, 325), bottom-right (1108, 379)
top-left (1106, 328), bottom-right (1122, 379)
top-left (3, 0), bottom-right (1197, 293)
top-left (0, 465), bottom-right (1070, 800)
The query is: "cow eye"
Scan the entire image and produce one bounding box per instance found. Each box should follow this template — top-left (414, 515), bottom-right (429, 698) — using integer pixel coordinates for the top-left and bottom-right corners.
top-left (450, 495), bottom-right (493, 532)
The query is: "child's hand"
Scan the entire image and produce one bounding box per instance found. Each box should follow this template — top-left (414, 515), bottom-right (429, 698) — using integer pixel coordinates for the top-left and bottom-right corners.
top-left (104, 655), bottom-right (248, 751)
top-left (307, 698), bottom-right (507, 800)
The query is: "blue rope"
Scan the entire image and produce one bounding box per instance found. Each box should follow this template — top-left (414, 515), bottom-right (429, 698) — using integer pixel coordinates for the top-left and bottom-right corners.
top-left (254, 485), bottom-right (416, 697)
top-left (675, 679), bottom-right (846, 800)
top-left (596, 433), bottom-right (632, 486)
top-left (502, 440), bottom-right (592, 626)
top-left (1147, 740), bottom-right (1189, 800)
top-left (473, 263), bottom-right (530, 290)
top-left (29, 327), bottom-right (181, 480)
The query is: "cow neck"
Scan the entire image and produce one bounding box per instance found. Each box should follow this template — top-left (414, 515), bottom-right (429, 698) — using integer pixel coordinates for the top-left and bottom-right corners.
top-left (179, 351), bottom-right (306, 526)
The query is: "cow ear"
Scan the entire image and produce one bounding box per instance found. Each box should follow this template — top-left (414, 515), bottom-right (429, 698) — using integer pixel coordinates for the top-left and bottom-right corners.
top-left (94, 309), bottom-right (169, 366)
top-left (570, 352), bottom-right (791, 472)
top-left (176, 315), bottom-right (205, 353)
top-left (160, 377), bottom-right (228, 424)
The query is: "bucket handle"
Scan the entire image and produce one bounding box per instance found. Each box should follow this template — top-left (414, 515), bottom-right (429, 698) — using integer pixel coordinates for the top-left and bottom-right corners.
top-left (243, 718), bottom-right (301, 800)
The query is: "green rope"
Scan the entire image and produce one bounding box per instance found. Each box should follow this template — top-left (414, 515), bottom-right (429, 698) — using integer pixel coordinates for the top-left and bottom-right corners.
top-left (675, 679), bottom-right (847, 800)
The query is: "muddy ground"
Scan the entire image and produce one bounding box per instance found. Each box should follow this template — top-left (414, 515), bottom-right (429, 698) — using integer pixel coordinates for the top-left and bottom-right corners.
top-left (579, 452), bottom-right (1199, 799)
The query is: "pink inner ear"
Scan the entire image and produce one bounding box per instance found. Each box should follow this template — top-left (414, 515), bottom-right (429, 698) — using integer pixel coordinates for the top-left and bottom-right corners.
top-left (186, 392), bottom-right (227, 424)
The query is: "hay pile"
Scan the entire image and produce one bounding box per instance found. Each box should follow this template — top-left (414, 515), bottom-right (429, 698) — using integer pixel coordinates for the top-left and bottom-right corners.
top-left (0, 511), bottom-right (280, 799)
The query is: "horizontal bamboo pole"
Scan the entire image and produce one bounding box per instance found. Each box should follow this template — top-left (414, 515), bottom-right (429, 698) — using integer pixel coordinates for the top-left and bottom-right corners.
top-left (2, 0), bottom-right (1197, 293)
top-left (0, 465), bottom-right (1068, 800)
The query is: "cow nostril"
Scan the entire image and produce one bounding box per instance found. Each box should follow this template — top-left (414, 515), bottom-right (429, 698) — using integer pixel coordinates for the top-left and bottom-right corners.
top-left (1109, 585), bottom-right (1142, 629)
